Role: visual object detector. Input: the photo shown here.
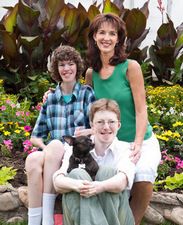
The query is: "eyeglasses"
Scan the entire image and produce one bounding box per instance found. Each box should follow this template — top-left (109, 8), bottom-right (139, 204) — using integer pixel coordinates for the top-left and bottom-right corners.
top-left (95, 120), bottom-right (119, 128)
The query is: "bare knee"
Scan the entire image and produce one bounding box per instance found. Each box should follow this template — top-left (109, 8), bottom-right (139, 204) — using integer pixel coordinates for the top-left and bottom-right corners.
top-left (44, 140), bottom-right (64, 162)
top-left (25, 151), bottom-right (44, 175)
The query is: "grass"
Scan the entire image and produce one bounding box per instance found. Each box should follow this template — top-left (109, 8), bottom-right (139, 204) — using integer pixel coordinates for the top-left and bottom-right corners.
top-left (0, 220), bottom-right (177, 225)
top-left (0, 221), bottom-right (27, 225)
top-left (140, 220), bottom-right (177, 225)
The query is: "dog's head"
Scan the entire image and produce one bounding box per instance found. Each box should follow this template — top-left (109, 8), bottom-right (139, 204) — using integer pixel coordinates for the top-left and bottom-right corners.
top-left (63, 135), bottom-right (94, 158)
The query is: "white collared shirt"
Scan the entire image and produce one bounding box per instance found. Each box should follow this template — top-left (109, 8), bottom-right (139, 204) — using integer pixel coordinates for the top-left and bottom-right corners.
top-left (54, 137), bottom-right (135, 189)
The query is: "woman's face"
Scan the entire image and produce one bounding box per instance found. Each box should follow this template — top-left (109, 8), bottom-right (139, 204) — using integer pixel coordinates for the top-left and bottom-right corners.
top-left (58, 60), bottom-right (77, 83)
top-left (93, 22), bottom-right (118, 55)
top-left (91, 110), bottom-right (120, 145)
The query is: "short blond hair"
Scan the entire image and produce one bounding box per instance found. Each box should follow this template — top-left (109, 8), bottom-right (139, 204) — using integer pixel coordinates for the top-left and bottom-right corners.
top-left (89, 98), bottom-right (120, 122)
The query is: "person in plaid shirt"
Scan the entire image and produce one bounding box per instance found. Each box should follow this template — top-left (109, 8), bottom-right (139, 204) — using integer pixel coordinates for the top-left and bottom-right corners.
top-left (25, 45), bottom-right (95, 225)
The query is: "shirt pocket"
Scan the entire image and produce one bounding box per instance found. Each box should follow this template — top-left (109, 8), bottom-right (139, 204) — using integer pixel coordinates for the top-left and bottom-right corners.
top-left (74, 109), bottom-right (85, 126)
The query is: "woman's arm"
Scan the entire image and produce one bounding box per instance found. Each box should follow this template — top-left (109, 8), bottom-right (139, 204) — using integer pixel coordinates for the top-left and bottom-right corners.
top-left (79, 172), bottom-right (128, 198)
top-left (53, 171), bottom-right (128, 196)
top-left (85, 68), bottom-right (93, 87)
top-left (53, 173), bottom-right (90, 194)
top-left (30, 137), bottom-right (46, 150)
top-left (127, 60), bottom-right (148, 161)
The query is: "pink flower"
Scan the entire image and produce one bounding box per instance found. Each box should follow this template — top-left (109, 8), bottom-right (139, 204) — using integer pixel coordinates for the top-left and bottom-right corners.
top-left (3, 139), bottom-right (13, 150)
top-left (26, 112), bottom-right (30, 116)
top-left (6, 99), bottom-right (11, 104)
top-left (35, 103), bottom-right (42, 111)
top-left (0, 105), bottom-right (6, 111)
top-left (24, 125), bottom-right (32, 132)
top-left (10, 103), bottom-right (16, 108)
top-left (23, 140), bottom-right (32, 147)
top-left (16, 111), bottom-right (21, 116)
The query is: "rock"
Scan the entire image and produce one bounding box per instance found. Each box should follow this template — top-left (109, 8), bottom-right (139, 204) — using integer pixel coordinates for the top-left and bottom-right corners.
top-left (7, 216), bottom-right (24, 223)
top-left (0, 185), bottom-right (8, 193)
top-left (0, 192), bottom-right (20, 211)
top-left (164, 207), bottom-right (183, 225)
top-left (18, 186), bottom-right (28, 208)
top-left (144, 205), bottom-right (165, 224)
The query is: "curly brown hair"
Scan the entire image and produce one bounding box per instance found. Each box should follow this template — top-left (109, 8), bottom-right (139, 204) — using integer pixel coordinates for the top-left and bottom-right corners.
top-left (50, 45), bottom-right (84, 82)
top-left (87, 13), bottom-right (127, 72)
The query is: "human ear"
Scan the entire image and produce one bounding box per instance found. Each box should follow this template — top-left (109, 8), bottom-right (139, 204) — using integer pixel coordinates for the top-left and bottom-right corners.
top-left (118, 122), bottom-right (121, 129)
top-left (93, 33), bottom-right (97, 42)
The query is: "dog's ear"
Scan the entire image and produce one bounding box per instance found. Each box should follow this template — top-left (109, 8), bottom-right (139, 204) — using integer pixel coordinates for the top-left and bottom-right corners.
top-left (87, 134), bottom-right (91, 138)
top-left (63, 136), bottom-right (75, 146)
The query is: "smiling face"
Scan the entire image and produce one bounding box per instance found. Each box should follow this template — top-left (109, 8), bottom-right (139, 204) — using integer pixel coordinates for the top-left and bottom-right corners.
top-left (91, 110), bottom-right (120, 145)
top-left (58, 60), bottom-right (77, 83)
top-left (93, 21), bottom-right (118, 55)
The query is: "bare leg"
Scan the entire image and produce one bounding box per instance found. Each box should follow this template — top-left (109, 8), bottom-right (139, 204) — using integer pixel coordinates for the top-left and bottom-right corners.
top-left (25, 151), bottom-right (45, 208)
top-left (130, 182), bottom-right (153, 225)
top-left (43, 140), bottom-right (64, 193)
top-left (42, 140), bottom-right (65, 225)
top-left (25, 151), bottom-right (45, 225)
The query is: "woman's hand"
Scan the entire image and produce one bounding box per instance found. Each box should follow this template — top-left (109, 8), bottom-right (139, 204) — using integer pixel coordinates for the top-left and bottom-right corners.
top-left (130, 142), bottom-right (142, 164)
top-left (74, 127), bottom-right (93, 137)
top-left (42, 88), bottom-right (55, 103)
top-left (79, 180), bottom-right (104, 198)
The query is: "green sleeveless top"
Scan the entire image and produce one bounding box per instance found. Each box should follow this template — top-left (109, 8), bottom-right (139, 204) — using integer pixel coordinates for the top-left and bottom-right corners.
top-left (92, 60), bottom-right (152, 142)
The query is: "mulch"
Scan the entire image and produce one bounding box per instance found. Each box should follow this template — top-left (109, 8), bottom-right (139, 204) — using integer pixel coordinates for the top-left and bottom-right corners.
top-left (0, 151), bottom-right (27, 187)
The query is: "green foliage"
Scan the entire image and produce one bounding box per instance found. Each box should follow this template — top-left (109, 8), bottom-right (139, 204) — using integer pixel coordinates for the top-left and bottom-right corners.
top-left (0, 0), bottom-right (150, 93)
top-left (0, 166), bottom-right (17, 185)
top-left (149, 16), bottom-right (183, 85)
top-left (0, 220), bottom-right (27, 225)
top-left (154, 173), bottom-right (183, 191)
top-left (0, 79), bottom-right (40, 152)
top-left (17, 72), bottom-right (56, 104)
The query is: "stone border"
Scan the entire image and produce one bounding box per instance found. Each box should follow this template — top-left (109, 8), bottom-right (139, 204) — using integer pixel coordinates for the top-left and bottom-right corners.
top-left (0, 185), bottom-right (183, 224)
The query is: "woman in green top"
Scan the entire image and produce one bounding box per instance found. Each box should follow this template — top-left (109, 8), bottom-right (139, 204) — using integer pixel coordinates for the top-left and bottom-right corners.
top-left (85, 13), bottom-right (161, 225)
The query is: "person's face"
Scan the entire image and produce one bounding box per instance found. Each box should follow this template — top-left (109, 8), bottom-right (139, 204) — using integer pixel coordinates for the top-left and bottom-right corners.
top-left (93, 22), bottom-right (118, 55)
top-left (91, 110), bottom-right (121, 145)
top-left (58, 60), bottom-right (77, 83)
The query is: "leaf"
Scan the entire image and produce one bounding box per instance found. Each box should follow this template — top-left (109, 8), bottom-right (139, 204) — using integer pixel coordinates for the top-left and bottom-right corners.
top-left (126, 9), bottom-right (146, 41)
top-left (3, 4), bottom-right (18, 33)
top-left (45, 0), bottom-right (65, 29)
top-left (103, 0), bottom-right (120, 15)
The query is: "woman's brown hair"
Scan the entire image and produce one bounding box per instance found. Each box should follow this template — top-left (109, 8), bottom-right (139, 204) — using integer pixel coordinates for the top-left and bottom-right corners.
top-left (50, 45), bottom-right (84, 82)
top-left (87, 13), bottom-right (127, 72)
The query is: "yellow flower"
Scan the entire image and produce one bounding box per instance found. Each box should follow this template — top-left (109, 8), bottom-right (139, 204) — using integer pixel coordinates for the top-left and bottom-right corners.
top-left (172, 132), bottom-right (181, 138)
top-left (156, 134), bottom-right (169, 141)
top-left (3, 131), bottom-right (11, 136)
top-left (163, 130), bottom-right (173, 137)
top-left (0, 126), bottom-right (4, 131)
top-left (7, 122), bottom-right (13, 125)
top-left (24, 132), bottom-right (30, 136)
top-left (15, 130), bottom-right (21, 134)
top-left (173, 121), bottom-right (183, 127)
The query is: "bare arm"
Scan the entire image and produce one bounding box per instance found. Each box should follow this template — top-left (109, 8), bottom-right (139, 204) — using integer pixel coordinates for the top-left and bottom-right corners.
top-left (127, 60), bottom-right (148, 161)
top-left (30, 137), bottom-right (46, 150)
top-left (85, 68), bottom-right (93, 87)
top-left (53, 171), bottom-right (128, 196)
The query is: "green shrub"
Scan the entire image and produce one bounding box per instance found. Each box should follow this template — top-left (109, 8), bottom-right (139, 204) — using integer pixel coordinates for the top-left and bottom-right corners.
top-left (0, 167), bottom-right (17, 185)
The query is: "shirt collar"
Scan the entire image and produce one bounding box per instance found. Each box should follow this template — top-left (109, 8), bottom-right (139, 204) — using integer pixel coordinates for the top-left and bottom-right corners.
top-left (55, 82), bottom-right (81, 102)
top-left (90, 136), bottom-right (119, 157)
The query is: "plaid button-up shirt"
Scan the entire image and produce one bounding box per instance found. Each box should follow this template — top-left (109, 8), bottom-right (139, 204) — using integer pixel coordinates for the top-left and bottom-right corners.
top-left (31, 82), bottom-right (95, 143)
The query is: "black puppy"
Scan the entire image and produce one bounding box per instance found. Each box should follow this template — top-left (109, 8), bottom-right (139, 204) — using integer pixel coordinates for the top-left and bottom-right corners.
top-left (63, 135), bottom-right (99, 180)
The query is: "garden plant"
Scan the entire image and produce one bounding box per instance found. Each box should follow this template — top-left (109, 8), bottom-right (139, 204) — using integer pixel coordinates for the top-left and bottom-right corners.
top-left (0, 0), bottom-right (182, 224)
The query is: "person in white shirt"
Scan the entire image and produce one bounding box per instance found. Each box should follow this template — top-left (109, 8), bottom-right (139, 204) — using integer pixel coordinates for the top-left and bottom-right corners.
top-left (53, 98), bottom-right (136, 225)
